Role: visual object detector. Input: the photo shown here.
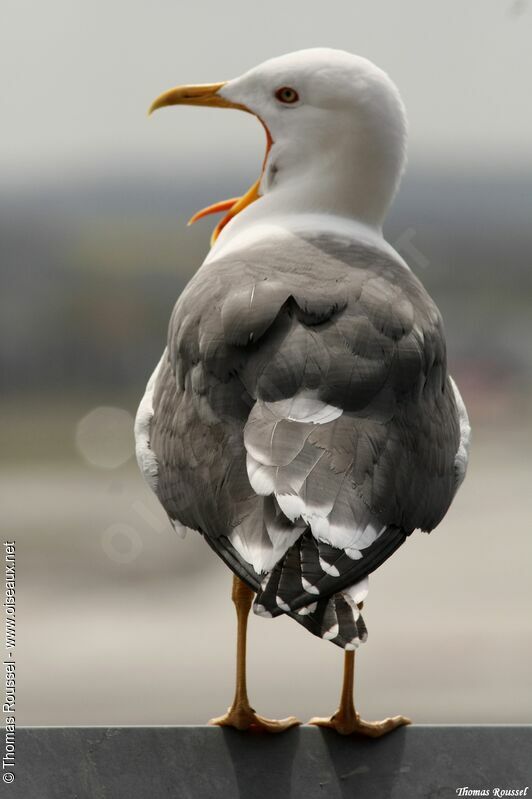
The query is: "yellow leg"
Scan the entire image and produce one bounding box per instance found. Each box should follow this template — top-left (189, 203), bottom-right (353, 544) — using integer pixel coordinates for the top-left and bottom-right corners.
top-left (309, 648), bottom-right (411, 737)
top-left (209, 575), bottom-right (300, 732)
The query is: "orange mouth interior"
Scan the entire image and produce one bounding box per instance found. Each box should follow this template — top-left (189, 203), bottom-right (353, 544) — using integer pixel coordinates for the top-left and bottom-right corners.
top-left (188, 122), bottom-right (273, 245)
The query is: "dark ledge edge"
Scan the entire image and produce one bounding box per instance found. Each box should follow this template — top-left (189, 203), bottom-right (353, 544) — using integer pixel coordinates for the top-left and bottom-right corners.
top-left (7, 725), bottom-right (532, 799)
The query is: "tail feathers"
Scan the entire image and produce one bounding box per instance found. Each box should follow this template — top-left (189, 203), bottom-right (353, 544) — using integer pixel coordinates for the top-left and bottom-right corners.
top-left (254, 527), bottom-right (407, 617)
top-left (287, 590), bottom-right (368, 650)
top-left (201, 528), bottom-right (370, 650)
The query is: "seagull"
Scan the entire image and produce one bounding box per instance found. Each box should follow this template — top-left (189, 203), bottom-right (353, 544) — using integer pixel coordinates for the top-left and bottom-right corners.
top-left (136, 48), bottom-right (470, 736)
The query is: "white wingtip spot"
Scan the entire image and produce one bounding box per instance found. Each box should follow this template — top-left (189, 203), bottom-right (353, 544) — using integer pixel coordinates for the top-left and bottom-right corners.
top-left (345, 547), bottom-right (363, 560)
top-left (343, 577), bottom-right (369, 606)
top-left (301, 577), bottom-right (320, 595)
top-left (345, 639), bottom-right (360, 651)
top-left (253, 604), bottom-right (273, 618)
top-left (275, 596), bottom-right (291, 612)
top-left (322, 623), bottom-right (340, 640)
top-left (296, 602), bottom-right (318, 616)
top-left (341, 594), bottom-right (360, 618)
top-left (319, 557), bottom-right (339, 577)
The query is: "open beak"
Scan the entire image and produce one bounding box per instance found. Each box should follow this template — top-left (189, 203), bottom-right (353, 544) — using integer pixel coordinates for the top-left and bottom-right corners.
top-left (149, 82), bottom-right (271, 245)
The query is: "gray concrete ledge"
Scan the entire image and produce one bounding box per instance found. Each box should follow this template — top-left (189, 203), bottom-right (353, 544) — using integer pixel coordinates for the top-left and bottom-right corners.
top-left (7, 725), bottom-right (532, 799)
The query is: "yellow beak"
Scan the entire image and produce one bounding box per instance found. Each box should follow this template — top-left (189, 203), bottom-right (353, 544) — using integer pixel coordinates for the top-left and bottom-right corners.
top-left (149, 82), bottom-right (270, 245)
top-left (148, 82), bottom-right (250, 115)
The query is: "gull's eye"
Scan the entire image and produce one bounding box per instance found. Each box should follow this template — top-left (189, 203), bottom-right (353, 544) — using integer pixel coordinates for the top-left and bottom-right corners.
top-left (275, 86), bottom-right (299, 105)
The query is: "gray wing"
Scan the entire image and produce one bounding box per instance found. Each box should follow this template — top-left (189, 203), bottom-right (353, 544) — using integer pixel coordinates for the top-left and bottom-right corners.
top-left (138, 232), bottom-right (462, 644)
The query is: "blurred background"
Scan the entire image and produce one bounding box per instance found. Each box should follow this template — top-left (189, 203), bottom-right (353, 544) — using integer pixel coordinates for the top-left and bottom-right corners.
top-left (2, 0), bottom-right (531, 726)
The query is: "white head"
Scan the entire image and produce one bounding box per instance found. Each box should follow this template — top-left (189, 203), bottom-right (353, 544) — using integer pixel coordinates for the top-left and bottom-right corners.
top-left (150, 48), bottom-right (408, 238)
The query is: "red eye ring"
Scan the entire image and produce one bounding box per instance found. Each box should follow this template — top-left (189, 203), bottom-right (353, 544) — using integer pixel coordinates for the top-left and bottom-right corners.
top-left (275, 86), bottom-right (299, 104)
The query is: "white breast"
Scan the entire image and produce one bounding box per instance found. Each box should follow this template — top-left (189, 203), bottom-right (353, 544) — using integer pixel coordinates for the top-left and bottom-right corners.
top-left (449, 376), bottom-right (471, 490)
top-left (134, 352), bottom-right (165, 493)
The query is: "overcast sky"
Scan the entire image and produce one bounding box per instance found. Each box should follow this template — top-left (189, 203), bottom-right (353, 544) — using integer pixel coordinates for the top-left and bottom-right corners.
top-left (2, 0), bottom-right (531, 186)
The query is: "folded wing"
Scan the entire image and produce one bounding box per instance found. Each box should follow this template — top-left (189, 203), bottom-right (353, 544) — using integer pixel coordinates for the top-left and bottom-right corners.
top-left (142, 232), bottom-right (463, 645)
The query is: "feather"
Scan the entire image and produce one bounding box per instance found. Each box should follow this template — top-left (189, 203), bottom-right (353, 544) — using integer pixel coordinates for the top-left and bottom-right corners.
top-left (138, 231), bottom-right (466, 648)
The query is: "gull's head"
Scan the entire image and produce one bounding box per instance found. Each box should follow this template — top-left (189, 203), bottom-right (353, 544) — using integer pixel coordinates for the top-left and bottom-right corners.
top-left (150, 48), bottom-right (408, 241)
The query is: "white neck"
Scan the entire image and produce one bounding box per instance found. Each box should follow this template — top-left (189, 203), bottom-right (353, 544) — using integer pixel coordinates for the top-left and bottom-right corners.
top-left (259, 127), bottom-right (404, 230)
top-left (205, 209), bottom-right (410, 273)
top-left (207, 97), bottom-right (407, 264)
